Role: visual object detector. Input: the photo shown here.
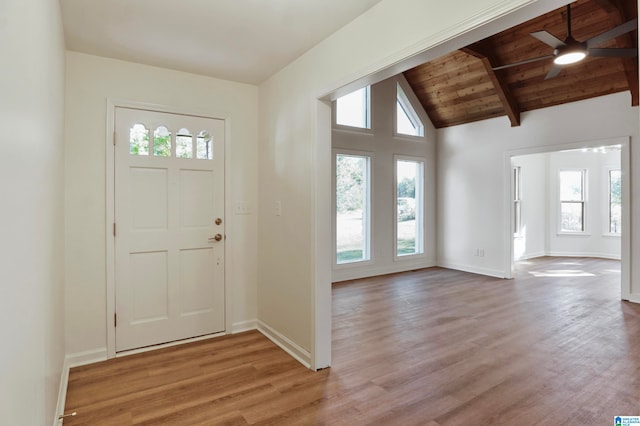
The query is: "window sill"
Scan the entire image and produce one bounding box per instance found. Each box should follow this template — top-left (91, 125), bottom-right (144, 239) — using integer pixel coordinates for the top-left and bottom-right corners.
top-left (556, 232), bottom-right (592, 237)
top-left (394, 253), bottom-right (427, 261)
top-left (602, 233), bottom-right (622, 238)
top-left (332, 125), bottom-right (374, 136)
top-left (393, 132), bottom-right (426, 142)
top-left (334, 259), bottom-right (374, 269)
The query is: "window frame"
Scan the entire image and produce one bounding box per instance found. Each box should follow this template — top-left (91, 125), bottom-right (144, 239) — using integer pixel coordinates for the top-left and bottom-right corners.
top-left (393, 80), bottom-right (425, 140)
top-left (393, 155), bottom-right (426, 260)
top-left (395, 83), bottom-right (424, 138)
top-left (558, 168), bottom-right (587, 234)
top-left (606, 167), bottom-right (622, 236)
top-left (333, 86), bottom-right (372, 132)
top-left (333, 149), bottom-right (374, 267)
top-left (513, 166), bottom-right (523, 237)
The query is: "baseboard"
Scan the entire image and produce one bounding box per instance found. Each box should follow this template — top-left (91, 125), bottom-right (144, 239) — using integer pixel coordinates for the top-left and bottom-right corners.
top-left (257, 321), bottom-right (311, 369)
top-left (54, 348), bottom-right (107, 425)
top-left (625, 294), bottom-right (640, 304)
top-left (231, 319), bottom-right (257, 334)
top-left (516, 251), bottom-right (546, 261)
top-left (332, 258), bottom-right (437, 282)
top-left (65, 347), bottom-right (108, 368)
top-left (54, 358), bottom-right (70, 426)
top-left (437, 261), bottom-right (507, 279)
top-left (546, 251), bottom-right (621, 260)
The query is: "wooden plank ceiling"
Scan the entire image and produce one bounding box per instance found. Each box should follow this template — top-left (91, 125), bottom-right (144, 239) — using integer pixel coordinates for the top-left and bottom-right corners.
top-left (404, 0), bottom-right (638, 128)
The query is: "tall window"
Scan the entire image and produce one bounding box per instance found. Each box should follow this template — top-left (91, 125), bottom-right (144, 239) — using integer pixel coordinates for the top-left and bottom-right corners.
top-left (609, 169), bottom-right (622, 234)
top-left (513, 166), bottom-right (522, 236)
top-left (336, 86), bottom-right (371, 129)
top-left (396, 83), bottom-right (424, 137)
top-left (559, 170), bottom-right (586, 232)
top-left (335, 153), bottom-right (371, 264)
top-left (396, 158), bottom-right (424, 256)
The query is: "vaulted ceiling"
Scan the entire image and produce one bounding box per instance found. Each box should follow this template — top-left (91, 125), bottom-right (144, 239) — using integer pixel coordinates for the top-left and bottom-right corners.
top-left (404, 0), bottom-right (638, 128)
top-left (61, 0), bottom-right (385, 84)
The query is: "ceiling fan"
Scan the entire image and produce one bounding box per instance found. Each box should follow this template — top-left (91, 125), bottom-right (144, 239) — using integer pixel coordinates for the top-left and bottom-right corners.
top-left (493, 3), bottom-right (638, 79)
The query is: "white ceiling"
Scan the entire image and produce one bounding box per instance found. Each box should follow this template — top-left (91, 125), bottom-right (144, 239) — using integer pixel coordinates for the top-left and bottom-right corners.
top-left (61, 0), bottom-right (385, 84)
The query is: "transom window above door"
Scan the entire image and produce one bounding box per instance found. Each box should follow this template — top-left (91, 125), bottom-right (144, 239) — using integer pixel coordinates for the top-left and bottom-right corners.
top-left (129, 123), bottom-right (214, 160)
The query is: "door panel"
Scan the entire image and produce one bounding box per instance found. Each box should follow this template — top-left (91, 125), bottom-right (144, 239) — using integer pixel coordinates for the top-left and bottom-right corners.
top-left (130, 251), bottom-right (169, 323)
top-left (115, 107), bottom-right (225, 352)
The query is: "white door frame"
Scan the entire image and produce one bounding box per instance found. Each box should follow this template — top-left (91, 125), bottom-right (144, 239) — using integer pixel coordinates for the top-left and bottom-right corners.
top-left (503, 136), bottom-right (631, 298)
top-left (105, 98), bottom-right (232, 358)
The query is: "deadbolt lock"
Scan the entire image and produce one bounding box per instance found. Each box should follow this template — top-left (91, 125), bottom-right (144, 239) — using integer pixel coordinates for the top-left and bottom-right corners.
top-left (215, 218), bottom-right (222, 225)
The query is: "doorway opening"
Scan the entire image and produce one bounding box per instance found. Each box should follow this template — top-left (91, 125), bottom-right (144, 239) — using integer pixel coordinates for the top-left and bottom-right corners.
top-left (507, 138), bottom-right (630, 298)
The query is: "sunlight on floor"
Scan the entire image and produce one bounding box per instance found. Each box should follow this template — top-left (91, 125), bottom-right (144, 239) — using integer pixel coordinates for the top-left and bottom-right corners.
top-left (529, 270), bottom-right (595, 277)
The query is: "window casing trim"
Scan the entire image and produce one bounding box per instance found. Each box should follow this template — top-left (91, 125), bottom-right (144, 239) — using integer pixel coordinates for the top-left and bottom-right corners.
top-left (333, 149), bottom-right (374, 267)
top-left (558, 168), bottom-right (587, 235)
top-left (393, 154), bottom-right (426, 260)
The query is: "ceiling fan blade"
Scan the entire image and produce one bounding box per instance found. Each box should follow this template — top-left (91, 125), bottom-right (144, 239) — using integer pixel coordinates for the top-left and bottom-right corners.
top-left (531, 31), bottom-right (566, 49)
top-left (492, 54), bottom-right (554, 71)
top-left (544, 65), bottom-right (563, 80)
top-left (588, 47), bottom-right (638, 58)
top-left (587, 18), bottom-right (638, 48)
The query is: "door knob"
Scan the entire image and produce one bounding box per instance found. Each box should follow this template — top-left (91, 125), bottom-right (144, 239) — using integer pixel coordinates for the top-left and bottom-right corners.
top-left (208, 234), bottom-right (223, 242)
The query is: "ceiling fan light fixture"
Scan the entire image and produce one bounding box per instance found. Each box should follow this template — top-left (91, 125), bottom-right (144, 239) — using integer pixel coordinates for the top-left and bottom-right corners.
top-left (553, 50), bottom-right (587, 65)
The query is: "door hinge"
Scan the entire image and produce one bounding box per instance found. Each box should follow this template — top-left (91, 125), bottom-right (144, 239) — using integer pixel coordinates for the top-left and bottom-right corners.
top-left (114, 313), bottom-right (117, 328)
top-left (113, 131), bottom-right (116, 146)
top-left (113, 223), bottom-right (116, 237)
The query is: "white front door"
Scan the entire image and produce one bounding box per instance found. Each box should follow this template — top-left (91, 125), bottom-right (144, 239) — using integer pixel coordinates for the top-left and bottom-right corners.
top-left (114, 107), bottom-right (225, 352)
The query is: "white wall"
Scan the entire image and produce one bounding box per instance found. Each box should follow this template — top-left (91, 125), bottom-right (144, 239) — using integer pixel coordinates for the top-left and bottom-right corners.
top-left (0, 0), bottom-right (66, 424)
top-left (438, 92), bottom-right (637, 278)
top-left (258, 0), bottom-right (561, 368)
top-left (514, 149), bottom-right (622, 261)
top-left (64, 52), bottom-right (258, 358)
top-left (513, 153), bottom-right (547, 260)
top-left (331, 76), bottom-right (437, 281)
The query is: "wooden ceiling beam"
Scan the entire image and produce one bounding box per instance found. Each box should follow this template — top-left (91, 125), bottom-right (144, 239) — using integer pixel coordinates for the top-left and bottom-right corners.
top-left (461, 44), bottom-right (521, 127)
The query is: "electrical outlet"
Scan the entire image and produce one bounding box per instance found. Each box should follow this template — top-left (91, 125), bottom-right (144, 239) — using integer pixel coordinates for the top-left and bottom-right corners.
top-left (275, 200), bottom-right (282, 216)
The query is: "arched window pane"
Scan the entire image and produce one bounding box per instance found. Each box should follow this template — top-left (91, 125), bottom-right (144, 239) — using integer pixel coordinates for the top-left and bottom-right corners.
top-left (197, 131), bottom-right (213, 160)
top-left (129, 124), bottom-right (149, 155)
top-left (153, 126), bottom-right (171, 157)
top-left (176, 128), bottom-right (193, 159)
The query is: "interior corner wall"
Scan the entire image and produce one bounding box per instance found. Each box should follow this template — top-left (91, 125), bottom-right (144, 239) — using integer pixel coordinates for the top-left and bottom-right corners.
top-left (257, 0), bottom-right (554, 366)
top-left (0, 0), bottom-right (66, 424)
top-left (64, 52), bottom-right (259, 357)
top-left (331, 76), bottom-right (437, 282)
top-left (437, 92), bottom-right (638, 279)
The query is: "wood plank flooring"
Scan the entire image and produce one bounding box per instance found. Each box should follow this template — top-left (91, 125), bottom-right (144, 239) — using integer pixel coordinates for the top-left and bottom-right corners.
top-left (64, 257), bottom-right (640, 425)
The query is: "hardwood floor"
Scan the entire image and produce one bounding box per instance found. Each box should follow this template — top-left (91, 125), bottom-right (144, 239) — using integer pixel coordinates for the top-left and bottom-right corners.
top-left (64, 257), bottom-right (640, 425)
